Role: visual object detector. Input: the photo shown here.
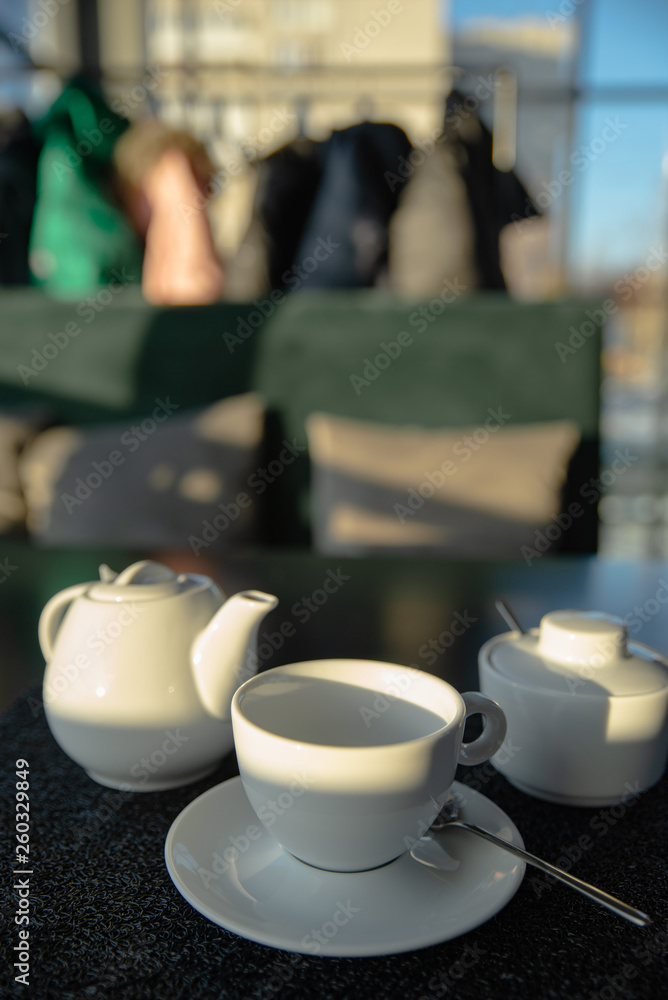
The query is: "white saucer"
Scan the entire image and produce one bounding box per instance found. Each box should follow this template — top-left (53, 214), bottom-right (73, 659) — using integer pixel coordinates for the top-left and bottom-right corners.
top-left (164, 777), bottom-right (525, 957)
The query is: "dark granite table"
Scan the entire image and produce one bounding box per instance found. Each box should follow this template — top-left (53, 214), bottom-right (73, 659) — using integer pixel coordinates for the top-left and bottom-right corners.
top-left (1, 552), bottom-right (667, 999)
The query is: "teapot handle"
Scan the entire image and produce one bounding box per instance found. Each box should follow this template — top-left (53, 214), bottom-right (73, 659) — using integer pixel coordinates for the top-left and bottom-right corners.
top-left (38, 584), bottom-right (89, 662)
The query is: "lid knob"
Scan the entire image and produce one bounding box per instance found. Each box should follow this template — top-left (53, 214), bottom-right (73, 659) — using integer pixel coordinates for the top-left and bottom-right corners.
top-left (89, 560), bottom-right (193, 601)
top-left (101, 561), bottom-right (179, 586)
top-left (538, 611), bottom-right (627, 670)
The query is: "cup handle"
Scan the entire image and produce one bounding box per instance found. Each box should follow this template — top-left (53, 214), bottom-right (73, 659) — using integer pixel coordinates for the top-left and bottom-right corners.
top-left (457, 691), bottom-right (507, 766)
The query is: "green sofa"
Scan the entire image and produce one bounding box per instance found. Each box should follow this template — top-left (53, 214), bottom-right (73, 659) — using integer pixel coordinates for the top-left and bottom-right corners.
top-left (0, 286), bottom-right (601, 551)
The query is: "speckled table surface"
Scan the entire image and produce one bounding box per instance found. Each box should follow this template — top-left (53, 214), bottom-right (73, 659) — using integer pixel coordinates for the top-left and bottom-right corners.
top-left (1, 683), bottom-right (666, 1000)
top-left (3, 554), bottom-right (668, 998)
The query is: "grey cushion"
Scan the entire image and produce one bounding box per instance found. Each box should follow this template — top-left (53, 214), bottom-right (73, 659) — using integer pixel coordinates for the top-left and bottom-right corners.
top-left (0, 408), bottom-right (54, 534)
top-left (19, 393), bottom-right (264, 551)
top-left (306, 412), bottom-right (581, 556)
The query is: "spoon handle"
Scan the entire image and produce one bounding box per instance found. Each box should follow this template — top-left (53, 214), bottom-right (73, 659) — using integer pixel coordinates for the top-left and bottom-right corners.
top-left (452, 820), bottom-right (651, 927)
top-left (494, 599), bottom-right (526, 634)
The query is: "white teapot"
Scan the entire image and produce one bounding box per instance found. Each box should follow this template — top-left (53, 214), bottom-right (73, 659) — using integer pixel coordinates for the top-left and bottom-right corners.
top-left (39, 560), bottom-right (278, 791)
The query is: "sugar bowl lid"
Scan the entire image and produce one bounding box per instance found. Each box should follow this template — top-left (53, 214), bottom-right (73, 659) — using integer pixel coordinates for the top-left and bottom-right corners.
top-left (487, 610), bottom-right (668, 696)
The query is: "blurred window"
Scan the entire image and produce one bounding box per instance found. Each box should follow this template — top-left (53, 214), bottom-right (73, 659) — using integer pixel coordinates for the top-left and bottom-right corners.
top-left (271, 1), bottom-right (333, 31)
top-left (271, 39), bottom-right (321, 67)
top-left (4, 0), bottom-right (668, 556)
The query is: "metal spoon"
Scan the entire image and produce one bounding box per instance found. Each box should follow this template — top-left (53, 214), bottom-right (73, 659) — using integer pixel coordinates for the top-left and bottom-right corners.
top-left (495, 599), bottom-right (526, 634)
top-left (430, 797), bottom-right (651, 927)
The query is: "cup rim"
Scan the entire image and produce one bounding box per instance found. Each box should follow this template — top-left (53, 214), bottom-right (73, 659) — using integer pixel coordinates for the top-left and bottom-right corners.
top-left (231, 658), bottom-right (462, 751)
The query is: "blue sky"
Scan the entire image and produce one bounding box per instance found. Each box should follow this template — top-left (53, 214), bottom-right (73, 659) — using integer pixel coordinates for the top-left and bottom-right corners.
top-left (451, 0), bottom-right (568, 27)
top-left (451, 0), bottom-right (668, 281)
top-left (584, 0), bottom-right (668, 87)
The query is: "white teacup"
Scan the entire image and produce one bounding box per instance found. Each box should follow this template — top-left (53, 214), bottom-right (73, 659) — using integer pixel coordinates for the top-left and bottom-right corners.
top-left (231, 659), bottom-right (507, 872)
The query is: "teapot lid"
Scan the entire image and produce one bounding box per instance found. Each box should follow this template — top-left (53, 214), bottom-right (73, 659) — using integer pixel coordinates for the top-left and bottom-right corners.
top-left (487, 610), bottom-right (668, 697)
top-left (88, 561), bottom-right (215, 602)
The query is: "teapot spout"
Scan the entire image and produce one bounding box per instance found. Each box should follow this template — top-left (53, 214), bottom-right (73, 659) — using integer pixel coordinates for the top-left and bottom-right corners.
top-left (191, 590), bottom-right (278, 721)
